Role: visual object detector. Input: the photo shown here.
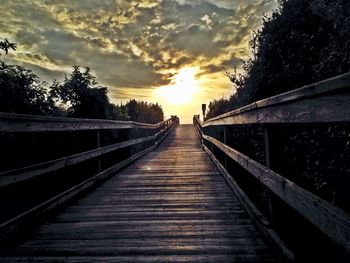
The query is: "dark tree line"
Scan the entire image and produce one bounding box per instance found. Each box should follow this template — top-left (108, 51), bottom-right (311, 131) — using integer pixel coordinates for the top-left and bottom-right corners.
top-left (204, 0), bottom-right (350, 217)
top-left (206, 0), bottom-right (350, 119)
top-left (0, 59), bottom-right (164, 124)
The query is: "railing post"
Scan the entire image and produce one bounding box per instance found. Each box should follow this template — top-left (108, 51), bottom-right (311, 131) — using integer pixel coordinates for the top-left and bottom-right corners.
top-left (129, 128), bottom-right (134, 156)
top-left (223, 126), bottom-right (228, 169)
top-left (97, 130), bottom-right (101, 173)
top-left (264, 126), bottom-right (274, 225)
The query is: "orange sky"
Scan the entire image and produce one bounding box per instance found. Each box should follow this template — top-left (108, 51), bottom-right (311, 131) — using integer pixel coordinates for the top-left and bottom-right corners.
top-left (1, 0), bottom-right (278, 123)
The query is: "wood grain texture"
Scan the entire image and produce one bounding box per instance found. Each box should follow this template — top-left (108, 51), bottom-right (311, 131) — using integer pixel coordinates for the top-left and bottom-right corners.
top-left (203, 134), bottom-right (350, 252)
top-left (0, 125), bottom-right (277, 262)
top-left (0, 123), bottom-right (176, 242)
top-left (203, 144), bottom-right (294, 261)
top-left (0, 112), bottom-right (176, 132)
top-left (203, 72), bottom-right (350, 126)
top-left (0, 124), bottom-right (171, 188)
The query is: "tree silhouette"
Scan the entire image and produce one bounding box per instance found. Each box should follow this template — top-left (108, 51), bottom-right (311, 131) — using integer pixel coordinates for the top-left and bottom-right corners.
top-left (50, 66), bottom-right (114, 119)
top-left (0, 39), bottom-right (16, 55)
top-left (0, 61), bottom-right (57, 115)
top-left (207, 0), bottom-right (350, 119)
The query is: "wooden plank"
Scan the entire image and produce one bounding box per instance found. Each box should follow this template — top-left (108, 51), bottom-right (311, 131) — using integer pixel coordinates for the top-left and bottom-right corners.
top-left (0, 113), bottom-right (177, 132)
top-left (5, 243), bottom-right (270, 256)
top-left (33, 228), bottom-right (256, 240)
top-left (0, 255), bottom-right (276, 263)
top-left (0, 123), bottom-right (176, 241)
top-left (0, 255), bottom-right (275, 263)
top-left (203, 72), bottom-right (350, 126)
top-left (0, 136), bottom-right (153, 188)
top-left (203, 134), bottom-right (350, 251)
top-left (0, 118), bottom-right (175, 188)
top-left (0, 125), bottom-right (276, 262)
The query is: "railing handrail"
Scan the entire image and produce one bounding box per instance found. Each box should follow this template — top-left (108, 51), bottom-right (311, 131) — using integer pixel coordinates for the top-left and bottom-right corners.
top-left (0, 114), bottom-right (179, 187)
top-left (0, 117), bottom-right (178, 241)
top-left (0, 112), bottom-right (173, 132)
top-left (195, 72), bottom-right (350, 253)
top-left (203, 72), bottom-right (350, 127)
top-left (201, 132), bottom-right (350, 251)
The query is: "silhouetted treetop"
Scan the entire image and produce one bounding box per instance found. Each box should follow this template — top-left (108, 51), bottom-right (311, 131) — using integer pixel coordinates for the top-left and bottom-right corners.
top-left (0, 39), bottom-right (16, 55)
top-left (0, 62), bottom-right (57, 115)
top-left (207, 0), bottom-right (350, 119)
top-left (0, 62), bottom-right (164, 123)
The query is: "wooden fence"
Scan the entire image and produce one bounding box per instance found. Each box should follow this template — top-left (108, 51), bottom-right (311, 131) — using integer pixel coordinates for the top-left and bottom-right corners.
top-left (194, 72), bottom-right (350, 254)
top-left (0, 113), bottom-right (178, 188)
top-left (0, 113), bottom-right (178, 239)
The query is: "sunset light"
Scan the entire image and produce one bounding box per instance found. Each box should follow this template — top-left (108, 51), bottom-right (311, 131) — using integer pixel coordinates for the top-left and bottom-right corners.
top-left (0, 0), bottom-right (278, 124)
top-left (155, 67), bottom-right (199, 105)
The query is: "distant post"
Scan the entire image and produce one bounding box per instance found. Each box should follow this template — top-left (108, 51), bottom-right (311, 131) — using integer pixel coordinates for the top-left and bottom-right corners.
top-left (202, 104), bottom-right (206, 122)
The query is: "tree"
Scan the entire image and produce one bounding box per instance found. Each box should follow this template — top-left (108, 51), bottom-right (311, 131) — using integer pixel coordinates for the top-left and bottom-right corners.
top-left (0, 39), bottom-right (16, 55)
top-left (0, 61), bottom-right (56, 115)
top-left (123, 99), bottom-right (164, 124)
top-left (205, 98), bottom-right (232, 121)
top-left (50, 66), bottom-right (114, 119)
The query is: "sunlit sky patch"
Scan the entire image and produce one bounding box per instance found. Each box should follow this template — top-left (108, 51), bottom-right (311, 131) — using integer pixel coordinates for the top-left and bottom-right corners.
top-left (0, 0), bottom-right (278, 123)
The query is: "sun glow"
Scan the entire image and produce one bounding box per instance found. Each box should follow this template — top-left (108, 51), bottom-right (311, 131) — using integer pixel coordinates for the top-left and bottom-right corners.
top-left (155, 67), bottom-right (199, 105)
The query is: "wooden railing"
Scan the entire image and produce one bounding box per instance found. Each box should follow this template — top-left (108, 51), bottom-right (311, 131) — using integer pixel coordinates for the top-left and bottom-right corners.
top-left (0, 113), bottom-right (178, 239)
top-left (0, 113), bottom-right (178, 188)
top-left (194, 72), bottom-right (350, 256)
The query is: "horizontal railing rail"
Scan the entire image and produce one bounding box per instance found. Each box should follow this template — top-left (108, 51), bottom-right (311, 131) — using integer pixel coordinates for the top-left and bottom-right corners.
top-left (0, 114), bottom-right (179, 188)
top-left (0, 113), bottom-right (179, 240)
top-left (203, 72), bottom-right (350, 127)
top-left (195, 72), bottom-right (350, 254)
top-left (0, 112), bottom-right (170, 132)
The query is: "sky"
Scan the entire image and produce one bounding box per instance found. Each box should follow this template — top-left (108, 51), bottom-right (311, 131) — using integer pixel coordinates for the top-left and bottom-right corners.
top-left (1, 0), bottom-right (278, 123)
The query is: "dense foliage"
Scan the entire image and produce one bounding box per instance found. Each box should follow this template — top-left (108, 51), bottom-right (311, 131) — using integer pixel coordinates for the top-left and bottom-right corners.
top-left (206, 0), bottom-right (350, 119)
top-left (114, 100), bottom-right (164, 124)
top-left (0, 61), bottom-right (164, 123)
top-left (50, 66), bottom-right (114, 119)
top-left (0, 62), bottom-right (57, 115)
top-left (205, 98), bottom-right (232, 120)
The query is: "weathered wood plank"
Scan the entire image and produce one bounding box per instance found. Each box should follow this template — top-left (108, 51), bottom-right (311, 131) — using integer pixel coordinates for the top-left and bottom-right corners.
top-left (203, 144), bottom-right (295, 261)
top-left (0, 125), bottom-right (277, 262)
top-left (0, 136), bottom-right (154, 188)
top-left (203, 134), bottom-right (350, 251)
top-left (0, 119), bottom-right (175, 188)
top-left (203, 72), bottom-right (350, 126)
top-left (0, 255), bottom-right (276, 263)
top-left (0, 113), bottom-right (176, 132)
top-left (0, 124), bottom-right (177, 241)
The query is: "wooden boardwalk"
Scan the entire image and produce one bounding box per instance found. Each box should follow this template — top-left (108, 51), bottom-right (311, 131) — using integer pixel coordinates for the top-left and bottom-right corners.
top-left (0, 125), bottom-right (277, 262)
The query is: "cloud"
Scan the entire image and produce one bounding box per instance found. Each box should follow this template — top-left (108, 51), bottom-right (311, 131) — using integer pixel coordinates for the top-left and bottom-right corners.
top-left (0, 0), bottom-right (278, 103)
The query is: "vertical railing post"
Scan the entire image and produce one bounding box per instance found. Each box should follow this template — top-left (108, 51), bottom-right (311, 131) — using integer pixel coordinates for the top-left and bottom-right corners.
top-left (224, 126), bottom-right (228, 170)
top-left (264, 127), bottom-right (271, 168)
top-left (264, 126), bottom-right (274, 224)
top-left (129, 128), bottom-right (134, 156)
top-left (97, 130), bottom-right (101, 173)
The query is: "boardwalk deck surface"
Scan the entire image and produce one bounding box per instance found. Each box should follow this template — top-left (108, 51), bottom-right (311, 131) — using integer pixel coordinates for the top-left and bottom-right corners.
top-left (1, 125), bottom-right (277, 262)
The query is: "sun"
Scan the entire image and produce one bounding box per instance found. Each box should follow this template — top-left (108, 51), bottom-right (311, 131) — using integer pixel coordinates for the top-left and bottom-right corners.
top-left (155, 67), bottom-right (199, 105)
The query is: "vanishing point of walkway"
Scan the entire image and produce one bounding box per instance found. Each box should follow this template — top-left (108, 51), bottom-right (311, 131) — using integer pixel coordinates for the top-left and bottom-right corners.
top-left (1, 125), bottom-right (276, 262)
